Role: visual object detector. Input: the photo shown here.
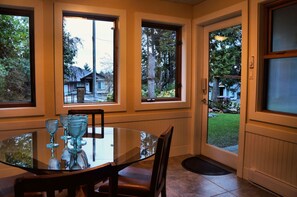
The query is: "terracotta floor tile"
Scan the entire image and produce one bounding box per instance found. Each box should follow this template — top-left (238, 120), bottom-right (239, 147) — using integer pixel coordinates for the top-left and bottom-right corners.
top-left (139, 154), bottom-right (277, 197)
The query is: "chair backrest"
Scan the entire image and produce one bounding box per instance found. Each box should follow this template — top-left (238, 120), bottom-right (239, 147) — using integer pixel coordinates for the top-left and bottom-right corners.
top-left (150, 126), bottom-right (174, 196)
top-left (14, 162), bottom-right (112, 197)
top-left (68, 109), bottom-right (104, 137)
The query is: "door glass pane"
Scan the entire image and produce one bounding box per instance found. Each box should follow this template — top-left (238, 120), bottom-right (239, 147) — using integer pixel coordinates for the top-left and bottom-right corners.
top-left (272, 3), bottom-right (297, 52)
top-left (266, 57), bottom-right (297, 114)
top-left (207, 25), bottom-right (242, 154)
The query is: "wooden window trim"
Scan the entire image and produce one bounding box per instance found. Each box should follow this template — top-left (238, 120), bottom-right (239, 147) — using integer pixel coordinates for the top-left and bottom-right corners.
top-left (260, 0), bottom-right (297, 115)
top-left (264, 0), bottom-right (297, 57)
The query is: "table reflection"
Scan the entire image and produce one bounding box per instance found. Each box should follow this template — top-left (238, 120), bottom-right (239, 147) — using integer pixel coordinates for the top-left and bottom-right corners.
top-left (48, 148), bottom-right (60, 170)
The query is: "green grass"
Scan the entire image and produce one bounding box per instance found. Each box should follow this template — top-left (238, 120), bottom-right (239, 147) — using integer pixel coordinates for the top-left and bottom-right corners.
top-left (207, 113), bottom-right (239, 148)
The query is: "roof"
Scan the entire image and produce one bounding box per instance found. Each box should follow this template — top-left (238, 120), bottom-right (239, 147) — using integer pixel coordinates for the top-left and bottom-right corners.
top-left (65, 66), bottom-right (90, 82)
top-left (64, 66), bottom-right (105, 82)
top-left (81, 72), bottom-right (105, 81)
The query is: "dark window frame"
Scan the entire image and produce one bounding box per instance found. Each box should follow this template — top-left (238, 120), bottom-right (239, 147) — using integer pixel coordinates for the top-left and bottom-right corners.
top-left (0, 7), bottom-right (35, 108)
top-left (62, 12), bottom-right (118, 104)
top-left (141, 21), bottom-right (182, 102)
top-left (260, 0), bottom-right (297, 115)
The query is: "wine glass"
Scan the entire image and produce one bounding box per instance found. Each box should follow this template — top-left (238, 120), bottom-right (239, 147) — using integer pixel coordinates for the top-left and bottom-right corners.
top-left (48, 147), bottom-right (61, 170)
top-left (69, 149), bottom-right (89, 170)
top-left (68, 118), bottom-right (84, 169)
top-left (78, 149), bottom-right (89, 168)
top-left (77, 115), bottom-right (88, 147)
top-left (45, 119), bottom-right (59, 148)
top-left (61, 146), bottom-right (71, 169)
top-left (68, 114), bottom-right (88, 149)
top-left (60, 114), bottom-right (70, 141)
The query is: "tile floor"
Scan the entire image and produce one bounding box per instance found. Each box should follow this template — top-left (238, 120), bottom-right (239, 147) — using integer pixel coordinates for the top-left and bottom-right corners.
top-left (137, 154), bottom-right (278, 197)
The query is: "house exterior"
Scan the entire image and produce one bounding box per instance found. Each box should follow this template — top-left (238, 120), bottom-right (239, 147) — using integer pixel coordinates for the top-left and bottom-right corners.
top-left (208, 82), bottom-right (241, 102)
top-left (64, 66), bottom-right (90, 95)
top-left (63, 66), bottom-right (108, 103)
top-left (80, 72), bottom-right (107, 95)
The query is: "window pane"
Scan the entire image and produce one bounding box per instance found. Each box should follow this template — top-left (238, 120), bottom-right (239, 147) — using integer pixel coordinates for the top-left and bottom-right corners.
top-left (266, 58), bottom-right (297, 114)
top-left (0, 9), bottom-right (34, 106)
top-left (141, 24), bottom-right (180, 101)
top-left (63, 15), bottom-right (115, 104)
top-left (272, 3), bottom-right (297, 52)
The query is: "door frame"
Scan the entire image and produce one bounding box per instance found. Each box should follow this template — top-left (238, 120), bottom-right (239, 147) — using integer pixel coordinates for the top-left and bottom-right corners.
top-left (201, 16), bottom-right (241, 170)
top-left (192, 2), bottom-right (248, 177)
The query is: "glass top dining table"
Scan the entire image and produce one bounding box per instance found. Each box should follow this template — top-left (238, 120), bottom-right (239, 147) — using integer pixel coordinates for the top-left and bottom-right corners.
top-left (0, 127), bottom-right (158, 174)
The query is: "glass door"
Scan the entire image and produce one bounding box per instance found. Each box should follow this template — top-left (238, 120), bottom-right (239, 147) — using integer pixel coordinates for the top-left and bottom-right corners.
top-left (201, 17), bottom-right (242, 169)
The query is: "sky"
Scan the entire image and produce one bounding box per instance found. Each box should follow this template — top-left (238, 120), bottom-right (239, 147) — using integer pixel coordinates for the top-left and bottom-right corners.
top-left (64, 17), bottom-right (114, 73)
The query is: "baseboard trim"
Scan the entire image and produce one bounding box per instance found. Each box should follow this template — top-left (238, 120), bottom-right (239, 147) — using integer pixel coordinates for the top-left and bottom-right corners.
top-left (246, 168), bottom-right (297, 197)
top-left (170, 145), bottom-right (190, 157)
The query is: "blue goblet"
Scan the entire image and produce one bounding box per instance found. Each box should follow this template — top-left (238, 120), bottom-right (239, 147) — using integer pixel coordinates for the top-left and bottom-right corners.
top-left (45, 119), bottom-right (59, 148)
top-left (68, 118), bottom-right (86, 170)
top-left (77, 115), bottom-right (88, 147)
top-left (68, 119), bottom-right (83, 151)
top-left (61, 146), bottom-right (71, 169)
top-left (69, 149), bottom-right (89, 170)
top-left (68, 114), bottom-right (88, 149)
top-left (48, 147), bottom-right (60, 170)
top-left (60, 114), bottom-right (70, 141)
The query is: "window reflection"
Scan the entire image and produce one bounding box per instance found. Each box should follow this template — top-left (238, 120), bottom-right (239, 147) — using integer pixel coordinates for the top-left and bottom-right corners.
top-left (0, 133), bottom-right (33, 168)
top-left (266, 58), bottom-right (297, 114)
top-left (272, 3), bottom-right (297, 52)
top-left (140, 131), bottom-right (157, 158)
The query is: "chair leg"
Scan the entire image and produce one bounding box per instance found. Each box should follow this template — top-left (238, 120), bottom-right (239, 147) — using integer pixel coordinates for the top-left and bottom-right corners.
top-left (161, 186), bottom-right (166, 197)
top-left (85, 184), bottom-right (93, 196)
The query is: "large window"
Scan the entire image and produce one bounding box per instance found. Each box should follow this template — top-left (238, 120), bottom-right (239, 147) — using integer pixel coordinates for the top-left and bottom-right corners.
top-left (55, 3), bottom-right (126, 114)
top-left (63, 13), bottom-right (117, 104)
top-left (261, 0), bottom-right (297, 115)
top-left (0, 7), bottom-right (35, 108)
top-left (133, 13), bottom-right (190, 111)
top-left (141, 22), bottom-right (182, 102)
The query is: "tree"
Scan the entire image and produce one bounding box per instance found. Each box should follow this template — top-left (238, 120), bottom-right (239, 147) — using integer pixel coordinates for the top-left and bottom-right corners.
top-left (83, 63), bottom-right (91, 72)
top-left (0, 14), bottom-right (31, 102)
top-left (0, 134), bottom-right (33, 167)
top-left (63, 21), bottom-right (81, 80)
top-left (99, 53), bottom-right (114, 101)
top-left (0, 14), bottom-right (81, 103)
top-left (209, 25), bottom-right (242, 103)
top-left (142, 27), bottom-right (156, 99)
top-left (141, 26), bottom-right (177, 99)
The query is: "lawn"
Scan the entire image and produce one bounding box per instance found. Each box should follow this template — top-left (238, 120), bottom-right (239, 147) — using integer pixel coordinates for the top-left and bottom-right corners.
top-left (207, 113), bottom-right (240, 148)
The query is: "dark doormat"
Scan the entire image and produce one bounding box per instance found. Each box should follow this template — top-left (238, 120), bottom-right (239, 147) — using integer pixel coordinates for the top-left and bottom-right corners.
top-left (181, 156), bottom-right (232, 176)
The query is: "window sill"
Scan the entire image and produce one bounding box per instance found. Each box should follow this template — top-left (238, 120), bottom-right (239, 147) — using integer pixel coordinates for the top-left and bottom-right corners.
top-left (249, 111), bottom-right (297, 128)
top-left (57, 102), bottom-right (126, 114)
top-left (134, 100), bottom-right (190, 111)
top-left (0, 107), bottom-right (44, 118)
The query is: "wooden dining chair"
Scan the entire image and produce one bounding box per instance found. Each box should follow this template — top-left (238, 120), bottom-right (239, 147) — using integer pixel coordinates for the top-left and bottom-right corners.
top-left (97, 126), bottom-right (174, 197)
top-left (14, 162), bottom-right (114, 197)
top-left (68, 109), bottom-right (104, 137)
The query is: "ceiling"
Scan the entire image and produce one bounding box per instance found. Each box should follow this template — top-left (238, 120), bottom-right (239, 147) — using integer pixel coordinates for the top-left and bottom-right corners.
top-left (162, 0), bottom-right (206, 5)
